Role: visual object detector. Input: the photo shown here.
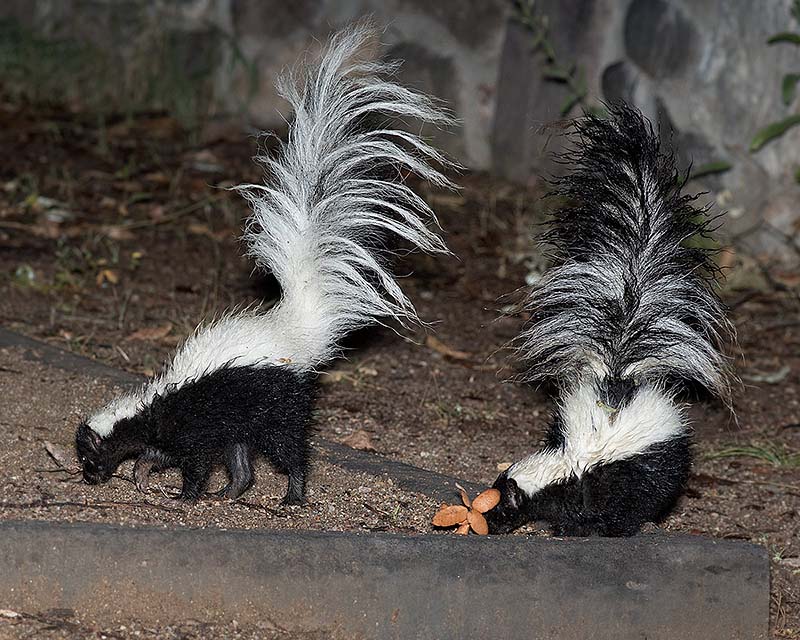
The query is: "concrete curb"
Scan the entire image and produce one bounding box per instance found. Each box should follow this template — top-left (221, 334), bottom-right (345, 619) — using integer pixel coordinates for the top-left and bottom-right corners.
top-left (0, 520), bottom-right (769, 639)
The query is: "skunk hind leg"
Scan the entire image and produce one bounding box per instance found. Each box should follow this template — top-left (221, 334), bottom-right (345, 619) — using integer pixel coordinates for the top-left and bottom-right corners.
top-left (282, 467), bottom-right (307, 506)
top-left (257, 426), bottom-right (310, 506)
top-left (214, 442), bottom-right (255, 500)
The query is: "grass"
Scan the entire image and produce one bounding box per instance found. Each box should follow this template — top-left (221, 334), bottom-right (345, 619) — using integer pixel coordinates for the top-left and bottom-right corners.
top-left (705, 442), bottom-right (800, 468)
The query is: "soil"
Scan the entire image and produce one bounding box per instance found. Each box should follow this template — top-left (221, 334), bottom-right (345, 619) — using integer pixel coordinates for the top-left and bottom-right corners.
top-left (0, 104), bottom-right (798, 638)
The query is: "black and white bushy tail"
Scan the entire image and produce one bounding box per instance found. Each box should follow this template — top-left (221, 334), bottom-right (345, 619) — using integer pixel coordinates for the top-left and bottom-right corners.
top-left (486, 104), bottom-right (734, 537)
top-left (515, 103), bottom-right (732, 397)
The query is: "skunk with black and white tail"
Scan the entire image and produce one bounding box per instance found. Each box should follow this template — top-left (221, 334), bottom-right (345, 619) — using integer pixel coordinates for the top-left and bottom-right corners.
top-left (76, 25), bottom-right (455, 504)
top-left (485, 104), bottom-right (734, 536)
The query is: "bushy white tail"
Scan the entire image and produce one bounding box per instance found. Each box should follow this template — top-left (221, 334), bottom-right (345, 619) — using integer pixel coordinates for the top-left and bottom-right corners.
top-left (235, 24), bottom-right (456, 368)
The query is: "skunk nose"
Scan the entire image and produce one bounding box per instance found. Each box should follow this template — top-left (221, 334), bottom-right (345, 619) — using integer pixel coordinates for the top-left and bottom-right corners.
top-left (83, 472), bottom-right (101, 485)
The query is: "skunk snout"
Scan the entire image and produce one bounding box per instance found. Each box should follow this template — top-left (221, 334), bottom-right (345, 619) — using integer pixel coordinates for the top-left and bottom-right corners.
top-left (76, 422), bottom-right (112, 484)
top-left (485, 472), bottom-right (527, 534)
top-left (81, 460), bottom-right (111, 485)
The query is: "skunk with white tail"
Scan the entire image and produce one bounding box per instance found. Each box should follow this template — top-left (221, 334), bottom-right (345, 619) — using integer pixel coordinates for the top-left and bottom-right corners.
top-left (485, 104), bottom-right (734, 536)
top-left (76, 25), bottom-right (455, 504)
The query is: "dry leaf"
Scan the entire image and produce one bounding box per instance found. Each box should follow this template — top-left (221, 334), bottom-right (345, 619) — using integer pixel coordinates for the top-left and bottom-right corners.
top-left (455, 482), bottom-right (472, 509)
top-left (125, 322), bottom-right (173, 342)
top-left (0, 609), bottom-right (20, 619)
top-left (96, 269), bottom-right (119, 286)
top-left (357, 366), bottom-right (378, 377)
top-left (44, 441), bottom-right (78, 472)
top-left (143, 171), bottom-right (170, 184)
top-left (341, 429), bottom-right (377, 452)
top-left (432, 504), bottom-right (469, 527)
top-left (496, 461), bottom-right (512, 472)
top-left (102, 225), bottom-right (136, 241)
top-left (432, 485), bottom-right (501, 535)
top-left (320, 369), bottom-right (350, 384)
top-left (467, 509), bottom-right (489, 535)
top-left (471, 488), bottom-right (501, 513)
top-left (425, 335), bottom-right (471, 361)
top-left (188, 223), bottom-right (213, 236)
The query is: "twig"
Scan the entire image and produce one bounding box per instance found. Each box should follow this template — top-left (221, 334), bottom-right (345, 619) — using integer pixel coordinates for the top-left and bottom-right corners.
top-left (0, 498), bottom-right (184, 514)
top-left (115, 193), bottom-right (227, 231)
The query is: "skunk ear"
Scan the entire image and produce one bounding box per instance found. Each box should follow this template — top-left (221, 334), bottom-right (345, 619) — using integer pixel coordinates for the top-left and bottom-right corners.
top-left (503, 477), bottom-right (521, 510)
top-left (89, 428), bottom-right (103, 450)
top-left (493, 471), bottom-right (521, 510)
top-left (78, 423), bottom-right (102, 452)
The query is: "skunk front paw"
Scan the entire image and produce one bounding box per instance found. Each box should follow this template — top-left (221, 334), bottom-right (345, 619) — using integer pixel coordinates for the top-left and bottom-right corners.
top-left (133, 449), bottom-right (173, 493)
top-left (133, 457), bottom-right (154, 493)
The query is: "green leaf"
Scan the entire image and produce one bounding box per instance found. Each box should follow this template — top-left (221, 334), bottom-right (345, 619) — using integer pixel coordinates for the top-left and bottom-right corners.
top-left (767, 32), bottom-right (800, 45)
top-left (689, 160), bottom-right (733, 180)
top-left (560, 92), bottom-right (583, 117)
top-left (783, 73), bottom-right (800, 106)
top-left (543, 65), bottom-right (571, 82)
top-left (750, 114), bottom-right (800, 152)
top-left (795, 166), bottom-right (800, 184)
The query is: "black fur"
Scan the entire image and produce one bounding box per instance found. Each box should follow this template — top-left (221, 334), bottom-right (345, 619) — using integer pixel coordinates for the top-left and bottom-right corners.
top-left (486, 432), bottom-right (691, 537)
top-left (76, 365), bottom-right (315, 504)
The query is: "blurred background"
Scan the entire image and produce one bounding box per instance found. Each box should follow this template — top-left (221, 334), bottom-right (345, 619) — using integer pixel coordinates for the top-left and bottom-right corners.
top-left (1, 0), bottom-right (799, 265)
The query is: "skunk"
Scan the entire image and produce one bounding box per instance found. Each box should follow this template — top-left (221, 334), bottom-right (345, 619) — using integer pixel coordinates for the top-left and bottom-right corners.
top-left (485, 104), bottom-right (734, 536)
top-left (76, 25), bottom-right (455, 505)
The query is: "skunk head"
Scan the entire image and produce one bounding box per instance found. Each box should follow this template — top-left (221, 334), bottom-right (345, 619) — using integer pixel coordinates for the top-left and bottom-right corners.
top-left (76, 422), bottom-right (117, 484)
top-left (484, 470), bottom-right (530, 534)
top-left (76, 416), bottom-right (146, 485)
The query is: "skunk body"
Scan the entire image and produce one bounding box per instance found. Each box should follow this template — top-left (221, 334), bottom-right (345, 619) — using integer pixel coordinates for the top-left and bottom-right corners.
top-left (485, 104), bottom-right (733, 536)
top-left (76, 25), bottom-right (454, 504)
top-left (78, 365), bottom-right (314, 502)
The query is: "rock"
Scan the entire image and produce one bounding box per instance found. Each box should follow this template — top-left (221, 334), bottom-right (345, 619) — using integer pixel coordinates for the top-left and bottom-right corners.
top-left (490, 0), bottom-right (800, 263)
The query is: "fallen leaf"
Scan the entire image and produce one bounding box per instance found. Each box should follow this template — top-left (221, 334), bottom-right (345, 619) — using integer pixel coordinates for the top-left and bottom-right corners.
top-left (467, 509), bottom-right (489, 535)
top-left (114, 180), bottom-right (145, 193)
top-left (143, 171), bottom-right (170, 184)
top-left (357, 366), bottom-right (378, 377)
top-left (472, 488), bottom-right (501, 513)
top-left (742, 365), bottom-right (791, 384)
top-left (44, 441), bottom-right (78, 472)
top-left (341, 429), bottom-right (377, 452)
top-left (102, 225), bottom-right (136, 241)
top-left (425, 335), bottom-right (471, 361)
top-left (455, 522), bottom-right (470, 535)
top-left (496, 462), bottom-right (512, 472)
top-left (455, 482), bottom-right (472, 509)
top-left (188, 223), bottom-right (213, 236)
top-left (432, 504), bottom-right (469, 527)
top-left (96, 269), bottom-right (119, 286)
top-left (0, 609), bottom-right (20, 619)
top-left (125, 322), bottom-right (173, 342)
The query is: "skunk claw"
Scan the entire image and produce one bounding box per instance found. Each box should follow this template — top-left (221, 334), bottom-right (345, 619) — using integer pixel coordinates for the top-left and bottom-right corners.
top-left (133, 458), bottom-right (154, 493)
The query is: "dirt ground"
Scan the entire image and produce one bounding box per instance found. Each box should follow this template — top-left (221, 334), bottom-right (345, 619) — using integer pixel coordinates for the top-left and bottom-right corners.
top-left (0, 103), bottom-right (798, 638)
